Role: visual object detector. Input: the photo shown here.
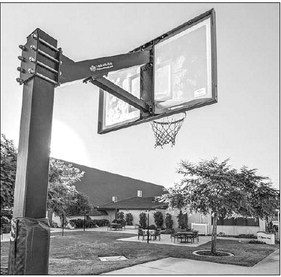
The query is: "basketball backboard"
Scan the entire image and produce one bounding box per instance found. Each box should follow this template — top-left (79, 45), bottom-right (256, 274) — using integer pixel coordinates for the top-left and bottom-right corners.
top-left (98, 9), bottom-right (217, 134)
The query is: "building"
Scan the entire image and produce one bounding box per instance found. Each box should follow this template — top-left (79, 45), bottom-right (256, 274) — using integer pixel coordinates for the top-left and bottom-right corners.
top-left (71, 162), bottom-right (166, 206)
top-left (51, 162), bottom-right (166, 227)
top-left (96, 192), bottom-right (168, 225)
top-left (52, 161), bottom-right (267, 236)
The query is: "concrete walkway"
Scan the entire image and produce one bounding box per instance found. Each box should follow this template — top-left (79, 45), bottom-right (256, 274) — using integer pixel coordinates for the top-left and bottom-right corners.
top-left (1, 226), bottom-right (137, 242)
top-left (104, 249), bottom-right (280, 275)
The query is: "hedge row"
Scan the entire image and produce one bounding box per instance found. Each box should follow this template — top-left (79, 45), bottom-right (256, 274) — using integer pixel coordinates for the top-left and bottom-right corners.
top-left (69, 218), bottom-right (109, 228)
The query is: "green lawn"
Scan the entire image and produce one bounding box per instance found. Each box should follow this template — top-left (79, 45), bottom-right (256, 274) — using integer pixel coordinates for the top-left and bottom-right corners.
top-left (1, 231), bottom-right (279, 275)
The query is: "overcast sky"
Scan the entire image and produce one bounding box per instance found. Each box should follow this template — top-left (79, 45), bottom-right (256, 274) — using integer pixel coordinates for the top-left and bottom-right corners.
top-left (1, 3), bottom-right (279, 188)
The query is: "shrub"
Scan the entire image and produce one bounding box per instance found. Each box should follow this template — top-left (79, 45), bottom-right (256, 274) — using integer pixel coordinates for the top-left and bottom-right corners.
top-left (68, 218), bottom-right (109, 228)
top-left (139, 212), bottom-right (147, 228)
top-left (50, 221), bottom-right (58, 228)
top-left (85, 219), bottom-right (96, 228)
top-left (1, 216), bottom-right (10, 225)
top-left (113, 218), bottom-right (126, 226)
top-left (148, 224), bottom-right (156, 230)
top-left (4, 225), bottom-right (11, 234)
top-left (0, 218), bottom-right (11, 234)
top-left (91, 219), bottom-right (109, 227)
top-left (177, 211), bottom-right (188, 229)
top-left (125, 213), bottom-right (133, 225)
top-left (237, 234), bottom-right (257, 239)
top-left (153, 211), bottom-right (164, 229)
top-left (69, 219), bottom-right (84, 228)
top-left (249, 240), bottom-right (266, 244)
top-left (165, 213), bottom-right (173, 229)
top-left (116, 211), bottom-right (124, 220)
top-left (99, 219), bottom-right (109, 226)
top-left (160, 228), bottom-right (173, 234)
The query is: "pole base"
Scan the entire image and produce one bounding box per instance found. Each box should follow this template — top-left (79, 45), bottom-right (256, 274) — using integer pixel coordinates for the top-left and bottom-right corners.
top-left (8, 217), bottom-right (50, 274)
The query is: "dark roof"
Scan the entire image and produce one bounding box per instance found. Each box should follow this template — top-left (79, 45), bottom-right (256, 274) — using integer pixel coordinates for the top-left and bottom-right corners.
top-left (96, 196), bottom-right (168, 210)
top-left (62, 161), bottom-right (166, 206)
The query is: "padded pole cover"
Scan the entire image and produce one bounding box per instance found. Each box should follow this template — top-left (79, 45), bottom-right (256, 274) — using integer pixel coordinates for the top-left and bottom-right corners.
top-left (8, 217), bottom-right (50, 274)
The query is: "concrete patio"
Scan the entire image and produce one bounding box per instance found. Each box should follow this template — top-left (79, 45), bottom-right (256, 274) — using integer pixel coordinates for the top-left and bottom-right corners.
top-left (117, 233), bottom-right (212, 247)
top-left (104, 249), bottom-right (280, 275)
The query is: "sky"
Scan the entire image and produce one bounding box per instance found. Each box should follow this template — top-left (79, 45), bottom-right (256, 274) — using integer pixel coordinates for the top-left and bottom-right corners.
top-left (1, 2), bottom-right (279, 189)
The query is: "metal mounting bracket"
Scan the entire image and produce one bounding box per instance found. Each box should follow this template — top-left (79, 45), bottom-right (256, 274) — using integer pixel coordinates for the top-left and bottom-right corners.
top-left (17, 28), bottom-right (153, 114)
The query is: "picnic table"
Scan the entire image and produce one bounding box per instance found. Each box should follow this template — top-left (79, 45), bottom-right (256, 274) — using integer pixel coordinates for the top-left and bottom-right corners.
top-left (108, 223), bottom-right (123, 231)
top-left (138, 228), bottom-right (161, 241)
top-left (171, 230), bottom-right (199, 243)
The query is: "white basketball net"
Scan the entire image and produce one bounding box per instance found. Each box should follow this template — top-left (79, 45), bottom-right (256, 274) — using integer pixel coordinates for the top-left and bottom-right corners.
top-left (150, 112), bottom-right (186, 148)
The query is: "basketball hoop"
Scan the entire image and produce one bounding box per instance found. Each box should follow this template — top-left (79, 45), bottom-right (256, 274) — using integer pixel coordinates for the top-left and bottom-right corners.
top-left (150, 112), bottom-right (186, 148)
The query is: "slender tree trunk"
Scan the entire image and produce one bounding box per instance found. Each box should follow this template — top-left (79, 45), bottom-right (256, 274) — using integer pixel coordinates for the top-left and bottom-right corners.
top-left (47, 210), bottom-right (53, 225)
top-left (211, 213), bottom-right (218, 255)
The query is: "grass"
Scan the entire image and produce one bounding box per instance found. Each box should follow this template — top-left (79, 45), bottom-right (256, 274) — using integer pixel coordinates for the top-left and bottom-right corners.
top-left (1, 230), bottom-right (279, 275)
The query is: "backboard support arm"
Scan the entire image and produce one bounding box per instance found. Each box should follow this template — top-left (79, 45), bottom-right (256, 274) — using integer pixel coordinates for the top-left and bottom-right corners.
top-left (59, 49), bottom-right (153, 114)
top-left (89, 77), bottom-right (153, 113)
top-left (59, 50), bottom-right (150, 85)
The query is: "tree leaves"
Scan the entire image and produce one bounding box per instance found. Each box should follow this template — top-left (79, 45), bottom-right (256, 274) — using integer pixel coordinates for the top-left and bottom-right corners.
top-left (160, 157), bottom-right (279, 220)
top-left (159, 157), bottom-right (279, 254)
top-left (0, 134), bottom-right (17, 209)
top-left (1, 133), bottom-right (91, 221)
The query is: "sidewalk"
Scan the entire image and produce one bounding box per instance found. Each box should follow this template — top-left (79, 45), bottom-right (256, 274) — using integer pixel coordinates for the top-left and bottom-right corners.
top-left (1, 226), bottom-right (137, 242)
top-left (104, 249), bottom-right (280, 275)
top-left (50, 226), bottom-right (138, 235)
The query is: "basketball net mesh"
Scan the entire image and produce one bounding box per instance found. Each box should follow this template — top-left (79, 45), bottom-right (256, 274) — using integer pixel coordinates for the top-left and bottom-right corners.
top-left (150, 112), bottom-right (186, 148)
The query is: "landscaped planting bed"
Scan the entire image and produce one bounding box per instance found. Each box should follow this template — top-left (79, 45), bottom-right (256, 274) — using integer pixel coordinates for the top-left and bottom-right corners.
top-left (1, 231), bottom-right (279, 275)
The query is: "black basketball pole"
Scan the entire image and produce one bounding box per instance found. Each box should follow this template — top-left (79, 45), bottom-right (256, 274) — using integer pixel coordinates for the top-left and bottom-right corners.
top-left (8, 29), bottom-right (58, 274)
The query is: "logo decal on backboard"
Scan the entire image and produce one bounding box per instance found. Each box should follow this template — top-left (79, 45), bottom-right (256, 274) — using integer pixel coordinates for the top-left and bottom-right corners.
top-left (194, 88), bottom-right (207, 98)
top-left (90, 62), bottom-right (114, 72)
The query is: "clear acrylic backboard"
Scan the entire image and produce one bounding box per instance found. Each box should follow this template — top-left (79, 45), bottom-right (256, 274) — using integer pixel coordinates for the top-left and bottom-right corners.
top-left (98, 9), bottom-right (217, 134)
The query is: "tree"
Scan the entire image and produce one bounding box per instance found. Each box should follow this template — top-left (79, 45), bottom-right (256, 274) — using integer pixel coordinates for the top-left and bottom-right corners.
top-left (160, 158), bottom-right (279, 254)
top-left (237, 167), bottom-right (280, 222)
top-left (47, 182), bottom-right (78, 225)
top-left (1, 134), bottom-right (85, 225)
top-left (177, 210), bottom-right (188, 229)
top-left (0, 134), bottom-right (17, 210)
top-left (165, 213), bottom-right (173, 229)
top-left (153, 211), bottom-right (164, 229)
top-left (139, 212), bottom-right (147, 228)
top-left (125, 213), bottom-right (133, 225)
top-left (64, 191), bottom-right (91, 216)
top-left (47, 158), bottom-right (85, 224)
top-left (159, 158), bottom-right (253, 254)
top-left (116, 211), bottom-right (124, 220)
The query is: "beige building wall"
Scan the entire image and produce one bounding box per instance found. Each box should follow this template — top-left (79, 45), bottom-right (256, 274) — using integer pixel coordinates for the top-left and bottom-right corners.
top-left (119, 209), bottom-right (167, 227)
top-left (52, 208), bottom-right (266, 235)
top-left (165, 208), bottom-right (266, 236)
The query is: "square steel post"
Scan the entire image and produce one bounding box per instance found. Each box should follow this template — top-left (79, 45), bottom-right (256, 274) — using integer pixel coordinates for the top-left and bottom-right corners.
top-left (8, 29), bottom-right (58, 274)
